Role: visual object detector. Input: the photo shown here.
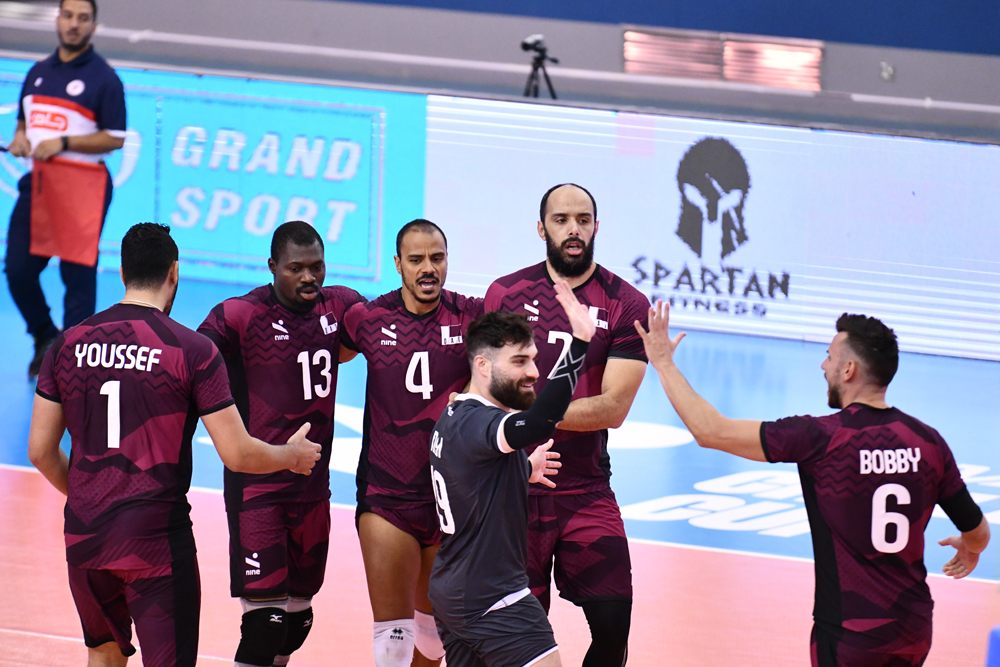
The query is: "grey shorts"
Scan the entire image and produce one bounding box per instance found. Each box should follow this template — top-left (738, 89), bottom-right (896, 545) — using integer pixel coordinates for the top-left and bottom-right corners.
top-left (435, 595), bottom-right (557, 667)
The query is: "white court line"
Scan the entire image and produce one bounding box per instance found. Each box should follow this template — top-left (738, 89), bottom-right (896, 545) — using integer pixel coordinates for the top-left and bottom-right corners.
top-left (3, 464), bottom-right (997, 584)
top-left (0, 628), bottom-right (230, 662)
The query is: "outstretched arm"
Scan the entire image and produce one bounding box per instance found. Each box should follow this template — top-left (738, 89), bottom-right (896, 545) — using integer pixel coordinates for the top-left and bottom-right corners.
top-left (201, 405), bottom-right (321, 475)
top-left (940, 516), bottom-right (990, 579)
top-left (634, 300), bottom-right (765, 462)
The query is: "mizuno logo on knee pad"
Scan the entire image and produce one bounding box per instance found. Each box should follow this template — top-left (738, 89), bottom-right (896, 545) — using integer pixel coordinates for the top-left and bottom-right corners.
top-left (270, 614), bottom-right (283, 623)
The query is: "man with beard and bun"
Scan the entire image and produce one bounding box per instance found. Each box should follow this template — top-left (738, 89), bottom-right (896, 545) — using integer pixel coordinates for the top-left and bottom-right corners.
top-left (28, 223), bottom-right (321, 667)
top-left (5, 0), bottom-right (126, 377)
top-left (635, 303), bottom-right (991, 667)
top-left (341, 219), bottom-right (484, 667)
top-left (429, 282), bottom-right (594, 667)
top-left (485, 184), bottom-right (649, 667)
top-left (198, 221), bottom-right (366, 667)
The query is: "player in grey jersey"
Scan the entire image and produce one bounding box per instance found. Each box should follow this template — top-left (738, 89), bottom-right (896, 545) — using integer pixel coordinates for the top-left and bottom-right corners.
top-left (428, 279), bottom-right (595, 667)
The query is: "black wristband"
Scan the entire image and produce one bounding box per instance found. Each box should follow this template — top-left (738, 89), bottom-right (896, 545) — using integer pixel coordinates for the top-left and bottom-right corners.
top-left (61, 135), bottom-right (69, 152)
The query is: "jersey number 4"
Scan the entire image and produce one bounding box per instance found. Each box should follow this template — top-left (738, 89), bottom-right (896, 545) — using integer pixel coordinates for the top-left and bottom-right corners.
top-left (406, 351), bottom-right (434, 400)
top-left (871, 483), bottom-right (911, 554)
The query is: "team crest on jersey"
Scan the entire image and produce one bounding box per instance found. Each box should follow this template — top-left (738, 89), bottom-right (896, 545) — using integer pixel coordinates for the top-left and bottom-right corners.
top-left (272, 320), bottom-right (290, 340)
top-left (523, 300), bottom-right (540, 322)
top-left (320, 313), bottom-right (338, 335)
top-left (588, 306), bottom-right (609, 330)
top-left (66, 79), bottom-right (85, 96)
top-left (441, 324), bottom-right (463, 346)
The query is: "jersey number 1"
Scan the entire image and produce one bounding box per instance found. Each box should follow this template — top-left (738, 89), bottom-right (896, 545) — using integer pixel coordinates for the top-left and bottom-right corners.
top-left (871, 483), bottom-right (911, 554)
top-left (100, 380), bottom-right (121, 449)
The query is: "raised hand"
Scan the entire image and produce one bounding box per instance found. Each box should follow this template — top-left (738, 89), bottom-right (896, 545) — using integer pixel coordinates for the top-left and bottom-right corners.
top-left (286, 422), bottom-right (322, 475)
top-left (939, 535), bottom-right (980, 579)
top-left (528, 439), bottom-right (561, 488)
top-left (634, 299), bottom-right (686, 370)
top-left (553, 279), bottom-right (596, 342)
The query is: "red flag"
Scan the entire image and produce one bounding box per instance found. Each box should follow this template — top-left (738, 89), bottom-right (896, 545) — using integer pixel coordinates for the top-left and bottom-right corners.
top-left (30, 157), bottom-right (106, 267)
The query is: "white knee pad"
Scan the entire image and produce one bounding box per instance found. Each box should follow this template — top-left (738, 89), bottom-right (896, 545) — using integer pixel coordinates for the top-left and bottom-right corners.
top-left (373, 618), bottom-right (415, 667)
top-left (413, 611), bottom-right (445, 661)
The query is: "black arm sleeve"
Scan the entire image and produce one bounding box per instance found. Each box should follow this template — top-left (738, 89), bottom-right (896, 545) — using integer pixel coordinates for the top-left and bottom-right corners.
top-left (938, 484), bottom-right (985, 533)
top-left (502, 337), bottom-right (588, 451)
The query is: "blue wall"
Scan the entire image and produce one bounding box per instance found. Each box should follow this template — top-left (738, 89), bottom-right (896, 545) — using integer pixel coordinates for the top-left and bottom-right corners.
top-left (333, 0), bottom-right (1000, 57)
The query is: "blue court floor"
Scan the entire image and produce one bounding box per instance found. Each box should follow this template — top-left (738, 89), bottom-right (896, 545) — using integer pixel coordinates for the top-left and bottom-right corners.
top-left (1, 265), bottom-right (997, 581)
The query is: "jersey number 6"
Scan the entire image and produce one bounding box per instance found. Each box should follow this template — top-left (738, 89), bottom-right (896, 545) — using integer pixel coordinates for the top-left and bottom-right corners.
top-left (871, 483), bottom-right (911, 554)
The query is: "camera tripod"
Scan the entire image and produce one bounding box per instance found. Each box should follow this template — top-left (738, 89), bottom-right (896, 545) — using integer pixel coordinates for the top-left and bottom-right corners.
top-left (524, 50), bottom-right (558, 99)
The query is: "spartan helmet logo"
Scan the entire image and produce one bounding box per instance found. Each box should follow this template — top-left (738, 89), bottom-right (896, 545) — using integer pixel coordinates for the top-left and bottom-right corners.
top-left (676, 138), bottom-right (750, 260)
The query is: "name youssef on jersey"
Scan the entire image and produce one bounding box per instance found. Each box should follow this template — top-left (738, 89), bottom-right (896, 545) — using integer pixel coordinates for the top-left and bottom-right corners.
top-left (75, 343), bottom-right (162, 372)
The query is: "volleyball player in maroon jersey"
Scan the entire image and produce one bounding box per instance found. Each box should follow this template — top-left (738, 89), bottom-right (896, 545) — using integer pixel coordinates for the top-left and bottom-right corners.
top-left (636, 301), bottom-right (990, 667)
top-left (198, 222), bottom-right (366, 667)
top-left (28, 223), bottom-right (321, 667)
top-left (485, 184), bottom-right (650, 667)
top-left (342, 220), bottom-right (483, 667)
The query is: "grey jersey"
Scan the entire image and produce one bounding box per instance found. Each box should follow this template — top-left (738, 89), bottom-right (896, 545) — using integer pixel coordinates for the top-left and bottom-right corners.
top-left (428, 394), bottom-right (529, 625)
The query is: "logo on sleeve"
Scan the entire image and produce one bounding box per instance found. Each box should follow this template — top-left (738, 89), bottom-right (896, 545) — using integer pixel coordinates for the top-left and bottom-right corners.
top-left (524, 300), bottom-right (539, 322)
top-left (34, 77), bottom-right (43, 87)
top-left (320, 314), bottom-right (338, 335)
top-left (441, 324), bottom-right (463, 345)
top-left (381, 324), bottom-right (397, 346)
top-left (272, 320), bottom-right (290, 340)
top-left (66, 79), bottom-right (85, 96)
top-left (588, 306), bottom-right (609, 330)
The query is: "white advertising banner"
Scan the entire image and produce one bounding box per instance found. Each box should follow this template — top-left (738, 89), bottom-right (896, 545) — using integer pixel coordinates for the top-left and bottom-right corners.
top-left (424, 96), bottom-right (1000, 360)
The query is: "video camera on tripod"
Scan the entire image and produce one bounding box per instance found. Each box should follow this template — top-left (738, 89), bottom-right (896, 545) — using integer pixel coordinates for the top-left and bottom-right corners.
top-left (521, 34), bottom-right (558, 99)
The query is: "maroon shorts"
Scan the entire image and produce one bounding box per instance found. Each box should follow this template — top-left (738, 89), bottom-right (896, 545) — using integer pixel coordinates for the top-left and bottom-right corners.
top-left (228, 499), bottom-right (331, 599)
top-left (811, 623), bottom-right (930, 667)
top-left (527, 487), bottom-right (632, 610)
top-left (357, 498), bottom-right (441, 548)
top-left (67, 555), bottom-right (200, 667)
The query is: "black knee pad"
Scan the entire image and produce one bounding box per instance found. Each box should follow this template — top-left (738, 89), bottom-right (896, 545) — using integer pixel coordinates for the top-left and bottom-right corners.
top-left (276, 607), bottom-right (313, 656)
top-left (581, 599), bottom-right (632, 667)
top-left (235, 607), bottom-right (288, 666)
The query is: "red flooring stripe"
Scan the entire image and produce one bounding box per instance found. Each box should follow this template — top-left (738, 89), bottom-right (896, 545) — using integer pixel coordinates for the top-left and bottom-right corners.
top-left (1, 467), bottom-right (996, 666)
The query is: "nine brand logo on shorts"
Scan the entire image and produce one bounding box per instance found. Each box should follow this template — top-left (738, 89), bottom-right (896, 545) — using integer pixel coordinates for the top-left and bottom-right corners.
top-left (245, 553), bottom-right (261, 576)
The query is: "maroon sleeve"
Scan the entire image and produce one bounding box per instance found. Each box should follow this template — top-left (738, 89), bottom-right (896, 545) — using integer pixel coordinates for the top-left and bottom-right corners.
top-left (189, 339), bottom-right (235, 416)
top-left (760, 415), bottom-right (829, 466)
top-left (341, 301), bottom-right (365, 352)
top-left (933, 429), bottom-right (967, 500)
top-left (609, 288), bottom-right (650, 361)
top-left (467, 296), bottom-right (485, 319)
top-left (197, 303), bottom-right (233, 359)
top-left (484, 282), bottom-right (504, 313)
top-left (34, 333), bottom-right (67, 403)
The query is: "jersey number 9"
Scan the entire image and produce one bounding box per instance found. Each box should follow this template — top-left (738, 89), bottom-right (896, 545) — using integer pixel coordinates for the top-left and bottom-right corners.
top-left (430, 466), bottom-right (456, 534)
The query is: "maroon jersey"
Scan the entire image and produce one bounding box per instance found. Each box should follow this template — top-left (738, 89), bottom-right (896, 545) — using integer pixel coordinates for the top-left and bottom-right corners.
top-left (198, 284), bottom-right (366, 511)
top-left (35, 304), bottom-right (235, 570)
top-left (762, 404), bottom-right (973, 654)
top-left (485, 262), bottom-right (649, 495)
top-left (342, 289), bottom-right (484, 509)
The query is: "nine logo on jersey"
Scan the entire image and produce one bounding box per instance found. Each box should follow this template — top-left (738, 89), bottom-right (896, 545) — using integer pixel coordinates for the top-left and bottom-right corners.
top-left (523, 301), bottom-right (540, 322)
top-left (272, 320), bottom-right (290, 341)
top-left (381, 325), bottom-right (397, 346)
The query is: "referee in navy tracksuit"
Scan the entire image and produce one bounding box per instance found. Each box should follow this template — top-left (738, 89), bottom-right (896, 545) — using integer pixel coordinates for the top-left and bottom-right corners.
top-left (5, 0), bottom-right (125, 377)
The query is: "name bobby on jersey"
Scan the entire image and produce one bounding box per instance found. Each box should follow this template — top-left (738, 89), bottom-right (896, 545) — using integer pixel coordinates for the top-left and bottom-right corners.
top-left (198, 284), bottom-right (366, 511)
top-left (18, 48), bottom-right (126, 165)
top-left (762, 404), bottom-right (980, 654)
top-left (485, 262), bottom-right (649, 494)
top-left (428, 395), bottom-right (532, 625)
top-left (35, 304), bottom-right (234, 570)
top-left (342, 289), bottom-right (484, 509)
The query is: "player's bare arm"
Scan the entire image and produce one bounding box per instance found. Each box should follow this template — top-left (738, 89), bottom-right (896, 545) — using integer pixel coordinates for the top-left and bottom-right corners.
top-left (527, 439), bottom-right (561, 488)
top-left (202, 405), bottom-right (321, 475)
top-left (27, 394), bottom-right (70, 495)
top-left (6, 119), bottom-right (30, 157)
top-left (338, 344), bottom-right (359, 363)
top-left (32, 131), bottom-right (125, 161)
top-left (557, 357), bottom-right (646, 431)
top-left (635, 299), bottom-right (766, 462)
top-left (939, 516), bottom-right (990, 579)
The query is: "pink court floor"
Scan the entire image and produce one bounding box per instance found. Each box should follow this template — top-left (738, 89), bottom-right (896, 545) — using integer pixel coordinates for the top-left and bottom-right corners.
top-left (1, 466), bottom-right (996, 667)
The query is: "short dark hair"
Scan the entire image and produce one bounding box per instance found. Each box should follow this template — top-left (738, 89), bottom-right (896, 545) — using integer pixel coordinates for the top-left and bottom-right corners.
top-left (121, 223), bottom-right (177, 289)
top-left (395, 219), bottom-right (447, 257)
top-left (60, 0), bottom-right (97, 18)
top-left (271, 221), bottom-right (323, 262)
top-left (539, 183), bottom-right (597, 223)
top-left (466, 311), bottom-right (534, 363)
top-left (836, 313), bottom-right (899, 387)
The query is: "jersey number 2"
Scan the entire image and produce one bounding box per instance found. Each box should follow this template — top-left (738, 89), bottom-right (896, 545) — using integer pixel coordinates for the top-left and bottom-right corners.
top-left (430, 466), bottom-right (456, 534)
top-left (871, 483), bottom-right (911, 554)
top-left (297, 350), bottom-right (332, 401)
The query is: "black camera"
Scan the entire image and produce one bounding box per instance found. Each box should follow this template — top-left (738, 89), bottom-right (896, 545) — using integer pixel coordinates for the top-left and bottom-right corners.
top-left (521, 34), bottom-right (546, 53)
